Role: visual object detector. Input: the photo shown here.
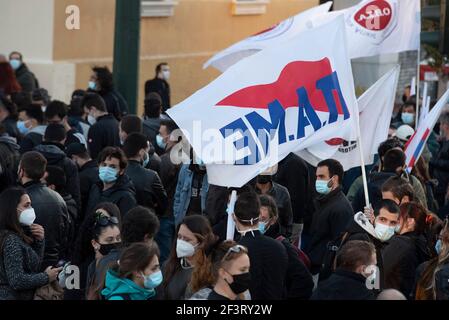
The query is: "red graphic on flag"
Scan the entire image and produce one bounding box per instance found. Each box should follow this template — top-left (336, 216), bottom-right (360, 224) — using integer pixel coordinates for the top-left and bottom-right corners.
top-left (354, 0), bottom-right (392, 31)
top-left (216, 58), bottom-right (346, 116)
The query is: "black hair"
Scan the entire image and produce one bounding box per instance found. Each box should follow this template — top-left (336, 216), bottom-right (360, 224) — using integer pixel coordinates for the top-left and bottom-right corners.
top-left (144, 92), bottom-right (162, 118)
top-left (0, 96), bottom-right (18, 120)
top-left (122, 133), bottom-right (148, 159)
top-left (160, 119), bottom-right (178, 135)
top-left (120, 115), bottom-right (142, 135)
top-left (45, 100), bottom-right (68, 120)
top-left (92, 66), bottom-right (114, 92)
top-left (234, 192), bottom-right (261, 226)
top-left (9, 51), bottom-right (23, 61)
top-left (378, 137), bottom-right (404, 158)
top-left (259, 194), bottom-right (278, 219)
top-left (155, 63), bottom-right (168, 77)
top-left (383, 149), bottom-right (405, 173)
top-left (20, 151), bottom-right (47, 181)
top-left (121, 206), bottom-right (160, 246)
top-left (0, 187), bottom-right (32, 248)
top-left (44, 123), bottom-right (66, 143)
top-left (45, 165), bottom-right (66, 194)
top-left (97, 147), bottom-right (128, 170)
top-left (23, 104), bottom-right (44, 124)
top-left (374, 199), bottom-right (400, 217)
top-left (317, 158), bottom-right (344, 185)
top-left (81, 92), bottom-right (106, 112)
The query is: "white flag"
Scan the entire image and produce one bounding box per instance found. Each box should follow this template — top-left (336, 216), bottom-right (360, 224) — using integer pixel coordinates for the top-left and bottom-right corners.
top-left (203, 2), bottom-right (333, 72)
top-left (168, 16), bottom-right (359, 187)
top-left (298, 65), bottom-right (400, 170)
top-left (311, 0), bottom-right (420, 59)
top-left (405, 89), bottom-right (449, 172)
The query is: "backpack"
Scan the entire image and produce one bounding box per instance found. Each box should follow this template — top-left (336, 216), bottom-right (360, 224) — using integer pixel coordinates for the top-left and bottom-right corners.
top-left (318, 232), bottom-right (350, 282)
top-left (276, 236), bottom-right (311, 271)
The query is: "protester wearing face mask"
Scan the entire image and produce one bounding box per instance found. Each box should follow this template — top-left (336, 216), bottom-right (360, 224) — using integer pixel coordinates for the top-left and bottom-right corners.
top-left (82, 92), bottom-right (121, 160)
top-left (233, 192), bottom-right (288, 300)
top-left (66, 203), bottom-right (121, 300)
top-left (98, 242), bottom-right (161, 300)
top-left (123, 133), bottom-right (168, 219)
top-left (86, 147), bottom-right (136, 217)
top-left (145, 63), bottom-right (171, 113)
top-left (18, 104), bottom-right (47, 154)
top-left (173, 151), bottom-right (209, 226)
top-left (161, 215), bottom-right (217, 300)
top-left (254, 165), bottom-right (293, 239)
top-left (88, 66), bottom-right (128, 121)
top-left (8, 51), bottom-right (38, 94)
top-left (322, 200), bottom-right (401, 290)
top-left (0, 187), bottom-right (61, 300)
top-left (305, 159), bottom-right (353, 278)
top-left (204, 241), bottom-right (251, 300)
top-left (383, 202), bottom-right (433, 298)
top-left (415, 217), bottom-right (449, 300)
top-left (311, 240), bottom-right (377, 300)
top-left (258, 195), bottom-right (314, 300)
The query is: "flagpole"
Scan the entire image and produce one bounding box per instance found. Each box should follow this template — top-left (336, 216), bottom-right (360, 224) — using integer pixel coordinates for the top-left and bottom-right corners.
top-left (415, 48), bottom-right (421, 129)
top-left (355, 115), bottom-right (370, 209)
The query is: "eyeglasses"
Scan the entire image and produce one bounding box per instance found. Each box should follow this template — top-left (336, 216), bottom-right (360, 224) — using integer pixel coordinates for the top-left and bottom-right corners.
top-left (94, 214), bottom-right (119, 228)
top-left (222, 245), bottom-right (247, 261)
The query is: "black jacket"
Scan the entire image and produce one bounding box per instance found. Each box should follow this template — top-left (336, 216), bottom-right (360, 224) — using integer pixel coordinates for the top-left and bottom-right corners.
top-left (0, 135), bottom-right (20, 193)
top-left (143, 117), bottom-right (161, 152)
top-left (430, 140), bottom-right (449, 206)
top-left (205, 185), bottom-right (229, 227)
top-left (125, 160), bottom-right (168, 216)
top-left (1, 117), bottom-right (20, 141)
top-left (255, 182), bottom-right (293, 238)
top-left (14, 63), bottom-right (37, 93)
top-left (99, 89), bottom-right (129, 121)
top-left (274, 153), bottom-right (313, 224)
top-left (87, 114), bottom-right (120, 160)
top-left (78, 160), bottom-right (99, 221)
top-left (145, 78), bottom-right (170, 112)
top-left (86, 174), bottom-right (137, 217)
top-left (238, 230), bottom-right (288, 300)
top-left (383, 232), bottom-right (432, 298)
top-left (306, 187), bottom-right (354, 274)
top-left (352, 171), bottom-right (397, 213)
top-left (159, 147), bottom-right (181, 218)
top-left (24, 181), bottom-right (70, 269)
top-left (311, 269), bottom-right (376, 300)
top-left (34, 142), bottom-right (81, 208)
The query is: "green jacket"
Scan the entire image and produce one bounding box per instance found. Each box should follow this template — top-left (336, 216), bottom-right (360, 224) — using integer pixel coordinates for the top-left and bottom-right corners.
top-left (347, 174), bottom-right (427, 208)
top-left (101, 270), bottom-right (156, 300)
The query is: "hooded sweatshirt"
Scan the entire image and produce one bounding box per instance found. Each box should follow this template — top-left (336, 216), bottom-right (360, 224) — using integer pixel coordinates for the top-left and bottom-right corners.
top-left (101, 270), bottom-right (156, 300)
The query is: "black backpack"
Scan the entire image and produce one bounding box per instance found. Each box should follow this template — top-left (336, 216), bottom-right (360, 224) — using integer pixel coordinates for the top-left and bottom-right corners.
top-left (319, 232), bottom-right (350, 282)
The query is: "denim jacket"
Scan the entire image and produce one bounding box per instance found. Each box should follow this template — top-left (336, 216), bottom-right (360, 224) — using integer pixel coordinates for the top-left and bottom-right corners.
top-left (173, 164), bottom-right (209, 226)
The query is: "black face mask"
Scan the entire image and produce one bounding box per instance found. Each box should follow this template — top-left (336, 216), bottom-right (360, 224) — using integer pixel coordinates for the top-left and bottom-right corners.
top-left (98, 242), bottom-right (120, 256)
top-left (226, 272), bottom-right (251, 294)
top-left (257, 175), bottom-right (272, 185)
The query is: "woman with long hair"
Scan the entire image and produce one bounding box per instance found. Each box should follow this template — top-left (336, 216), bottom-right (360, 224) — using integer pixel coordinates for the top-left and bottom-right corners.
top-left (161, 215), bottom-right (217, 299)
top-left (416, 217), bottom-right (449, 300)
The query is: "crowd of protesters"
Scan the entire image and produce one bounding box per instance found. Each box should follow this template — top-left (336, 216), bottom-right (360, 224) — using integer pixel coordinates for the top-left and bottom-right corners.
top-left (0, 52), bottom-right (448, 301)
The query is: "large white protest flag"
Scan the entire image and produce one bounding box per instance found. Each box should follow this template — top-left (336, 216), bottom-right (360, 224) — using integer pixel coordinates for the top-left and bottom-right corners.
top-left (298, 65), bottom-right (400, 171)
top-left (405, 89), bottom-right (449, 172)
top-left (168, 16), bottom-right (359, 187)
top-left (312, 0), bottom-right (420, 59)
top-left (203, 2), bottom-right (333, 72)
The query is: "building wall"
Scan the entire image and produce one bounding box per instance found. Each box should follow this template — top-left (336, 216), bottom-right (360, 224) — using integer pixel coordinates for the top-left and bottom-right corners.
top-left (52, 0), bottom-right (319, 114)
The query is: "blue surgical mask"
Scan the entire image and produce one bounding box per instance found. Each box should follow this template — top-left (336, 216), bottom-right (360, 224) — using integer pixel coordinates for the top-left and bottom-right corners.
top-left (435, 239), bottom-right (442, 255)
top-left (10, 59), bottom-right (21, 70)
top-left (394, 224), bottom-right (401, 234)
top-left (374, 223), bottom-right (395, 242)
top-left (17, 120), bottom-right (29, 135)
top-left (88, 81), bottom-right (97, 91)
top-left (401, 112), bottom-right (415, 125)
top-left (143, 152), bottom-right (150, 168)
top-left (156, 134), bottom-right (167, 149)
top-left (99, 166), bottom-right (118, 184)
top-left (315, 179), bottom-right (331, 195)
top-left (142, 270), bottom-right (163, 289)
top-left (258, 220), bottom-right (271, 234)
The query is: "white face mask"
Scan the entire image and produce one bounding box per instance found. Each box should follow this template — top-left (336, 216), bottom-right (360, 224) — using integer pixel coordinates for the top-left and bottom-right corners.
top-left (19, 207), bottom-right (36, 226)
top-left (162, 70), bottom-right (170, 81)
top-left (88, 114), bottom-right (96, 125)
top-left (176, 239), bottom-right (196, 258)
top-left (374, 222), bottom-right (395, 242)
